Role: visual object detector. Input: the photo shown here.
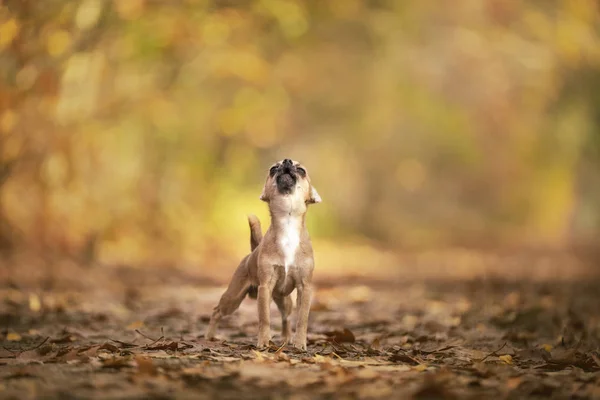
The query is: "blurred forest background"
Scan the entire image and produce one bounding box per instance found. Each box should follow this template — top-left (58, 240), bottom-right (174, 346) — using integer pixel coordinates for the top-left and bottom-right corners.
top-left (1, 0), bottom-right (600, 277)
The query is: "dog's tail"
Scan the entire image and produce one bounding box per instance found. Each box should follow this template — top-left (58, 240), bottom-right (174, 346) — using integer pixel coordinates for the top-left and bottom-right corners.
top-left (246, 215), bottom-right (262, 300)
top-left (248, 214), bottom-right (262, 251)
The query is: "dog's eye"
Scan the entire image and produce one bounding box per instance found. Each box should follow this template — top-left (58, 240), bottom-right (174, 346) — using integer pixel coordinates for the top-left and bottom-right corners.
top-left (269, 166), bottom-right (278, 176)
top-left (296, 167), bottom-right (306, 177)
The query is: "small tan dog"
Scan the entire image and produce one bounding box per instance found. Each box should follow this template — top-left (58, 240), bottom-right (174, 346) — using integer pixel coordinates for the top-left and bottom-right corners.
top-left (205, 159), bottom-right (321, 350)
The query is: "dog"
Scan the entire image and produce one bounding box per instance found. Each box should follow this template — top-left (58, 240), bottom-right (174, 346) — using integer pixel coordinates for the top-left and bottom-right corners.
top-left (205, 158), bottom-right (321, 350)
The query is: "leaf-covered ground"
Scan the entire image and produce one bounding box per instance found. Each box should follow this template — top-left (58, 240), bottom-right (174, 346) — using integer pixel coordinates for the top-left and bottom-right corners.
top-left (1, 258), bottom-right (600, 399)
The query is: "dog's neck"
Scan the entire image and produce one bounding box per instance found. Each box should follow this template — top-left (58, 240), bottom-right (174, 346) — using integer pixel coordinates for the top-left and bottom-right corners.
top-left (268, 194), bottom-right (307, 233)
top-left (268, 194), bottom-right (308, 272)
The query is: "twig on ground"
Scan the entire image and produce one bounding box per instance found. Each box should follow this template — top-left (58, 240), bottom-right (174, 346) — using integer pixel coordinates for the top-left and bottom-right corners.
top-left (179, 342), bottom-right (194, 350)
top-left (405, 353), bottom-right (422, 365)
top-left (2, 346), bottom-right (17, 356)
top-left (145, 336), bottom-right (165, 348)
top-left (420, 345), bottom-right (456, 355)
top-left (24, 336), bottom-right (50, 352)
top-left (135, 329), bottom-right (158, 342)
top-left (275, 342), bottom-right (287, 354)
top-left (2, 336), bottom-right (50, 357)
top-left (135, 329), bottom-right (165, 347)
top-left (110, 339), bottom-right (138, 348)
top-left (480, 342), bottom-right (507, 362)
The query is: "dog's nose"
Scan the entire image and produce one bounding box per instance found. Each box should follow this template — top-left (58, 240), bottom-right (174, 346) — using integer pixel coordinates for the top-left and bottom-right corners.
top-left (282, 159), bottom-right (293, 166)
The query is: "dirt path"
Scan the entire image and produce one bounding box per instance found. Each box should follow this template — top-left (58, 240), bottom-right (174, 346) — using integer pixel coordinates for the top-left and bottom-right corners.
top-left (1, 263), bottom-right (599, 399)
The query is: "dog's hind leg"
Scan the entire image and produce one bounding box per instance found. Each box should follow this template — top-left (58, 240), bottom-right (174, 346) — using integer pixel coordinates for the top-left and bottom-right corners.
top-left (273, 295), bottom-right (293, 344)
top-left (205, 258), bottom-right (251, 340)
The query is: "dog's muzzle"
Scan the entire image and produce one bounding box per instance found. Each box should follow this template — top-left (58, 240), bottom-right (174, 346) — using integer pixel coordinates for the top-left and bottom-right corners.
top-left (276, 159), bottom-right (297, 194)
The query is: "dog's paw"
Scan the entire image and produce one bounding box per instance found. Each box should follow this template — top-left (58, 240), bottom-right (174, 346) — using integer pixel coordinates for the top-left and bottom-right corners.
top-left (292, 339), bottom-right (307, 351)
top-left (256, 342), bottom-right (269, 350)
top-left (205, 333), bottom-right (218, 341)
top-left (257, 336), bottom-right (271, 349)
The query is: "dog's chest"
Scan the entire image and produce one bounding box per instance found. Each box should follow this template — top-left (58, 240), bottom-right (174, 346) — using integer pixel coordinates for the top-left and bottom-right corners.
top-left (277, 216), bottom-right (301, 273)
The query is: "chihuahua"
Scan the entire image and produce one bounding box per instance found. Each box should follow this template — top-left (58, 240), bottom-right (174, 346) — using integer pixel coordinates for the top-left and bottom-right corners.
top-left (205, 159), bottom-right (321, 350)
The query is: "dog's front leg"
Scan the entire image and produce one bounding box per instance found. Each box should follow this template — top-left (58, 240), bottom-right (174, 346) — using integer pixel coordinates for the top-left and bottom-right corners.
top-left (257, 280), bottom-right (274, 348)
top-left (293, 282), bottom-right (312, 351)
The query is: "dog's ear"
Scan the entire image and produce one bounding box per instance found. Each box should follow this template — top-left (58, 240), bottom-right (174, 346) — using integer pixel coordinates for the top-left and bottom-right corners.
top-left (259, 179), bottom-right (270, 202)
top-left (259, 188), bottom-right (269, 202)
top-left (307, 186), bottom-right (321, 204)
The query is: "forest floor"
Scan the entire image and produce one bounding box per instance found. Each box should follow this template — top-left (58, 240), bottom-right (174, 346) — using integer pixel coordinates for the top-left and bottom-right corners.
top-left (0, 249), bottom-right (599, 399)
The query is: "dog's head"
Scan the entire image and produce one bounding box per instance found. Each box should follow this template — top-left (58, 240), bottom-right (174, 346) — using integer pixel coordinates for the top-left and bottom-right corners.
top-left (259, 159), bottom-right (321, 205)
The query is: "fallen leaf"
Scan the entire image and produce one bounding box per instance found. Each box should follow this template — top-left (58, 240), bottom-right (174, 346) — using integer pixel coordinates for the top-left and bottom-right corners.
top-left (499, 355), bottom-right (513, 364)
top-left (275, 351), bottom-right (290, 362)
top-left (102, 356), bottom-right (134, 369)
top-left (252, 350), bottom-right (269, 362)
top-left (506, 377), bottom-right (522, 390)
top-left (542, 344), bottom-right (553, 352)
top-left (28, 294), bottom-right (41, 312)
top-left (99, 342), bottom-right (120, 353)
top-left (325, 328), bottom-right (355, 343)
top-left (145, 340), bottom-right (188, 351)
top-left (413, 364), bottom-right (428, 372)
top-left (126, 321), bottom-right (144, 330)
top-left (370, 337), bottom-right (381, 351)
top-left (313, 354), bottom-right (333, 364)
top-left (58, 348), bottom-right (83, 362)
top-left (17, 349), bottom-right (42, 361)
top-left (135, 356), bottom-right (157, 375)
top-left (6, 332), bottom-right (21, 341)
top-left (536, 349), bottom-right (599, 372)
top-left (390, 352), bottom-right (419, 365)
top-left (80, 345), bottom-right (101, 358)
top-left (50, 335), bottom-right (76, 344)
top-left (273, 344), bottom-right (290, 362)
top-left (547, 348), bottom-right (578, 366)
